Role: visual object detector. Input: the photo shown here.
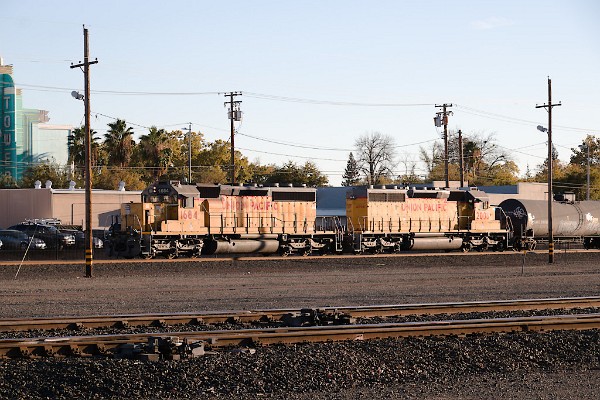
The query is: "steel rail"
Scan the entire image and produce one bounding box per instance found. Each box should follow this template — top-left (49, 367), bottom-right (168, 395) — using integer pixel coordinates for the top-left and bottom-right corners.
top-left (1, 313), bottom-right (599, 359)
top-left (0, 296), bottom-right (599, 332)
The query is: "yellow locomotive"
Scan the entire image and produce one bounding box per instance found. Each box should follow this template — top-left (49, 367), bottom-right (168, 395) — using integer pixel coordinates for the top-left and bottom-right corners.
top-left (109, 180), bottom-right (330, 258)
top-left (345, 186), bottom-right (508, 252)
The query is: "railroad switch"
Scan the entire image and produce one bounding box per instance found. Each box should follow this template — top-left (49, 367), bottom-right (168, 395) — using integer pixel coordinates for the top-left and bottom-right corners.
top-left (116, 336), bottom-right (205, 360)
top-left (282, 309), bottom-right (355, 327)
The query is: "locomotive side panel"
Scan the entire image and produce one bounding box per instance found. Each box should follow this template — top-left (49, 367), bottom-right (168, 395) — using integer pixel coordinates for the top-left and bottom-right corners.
top-left (347, 190), bottom-right (460, 234)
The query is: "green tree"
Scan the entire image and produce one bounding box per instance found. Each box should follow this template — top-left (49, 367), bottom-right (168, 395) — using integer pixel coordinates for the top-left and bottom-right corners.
top-left (0, 173), bottom-right (19, 188)
top-left (136, 126), bottom-right (173, 181)
top-left (192, 139), bottom-right (251, 184)
top-left (264, 160), bottom-right (329, 187)
top-left (242, 162), bottom-right (276, 185)
top-left (68, 126), bottom-right (101, 176)
top-left (341, 152), bottom-right (361, 186)
top-left (103, 119), bottom-right (135, 167)
top-left (20, 163), bottom-right (70, 189)
top-left (93, 166), bottom-right (147, 191)
top-left (419, 131), bottom-right (518, 186)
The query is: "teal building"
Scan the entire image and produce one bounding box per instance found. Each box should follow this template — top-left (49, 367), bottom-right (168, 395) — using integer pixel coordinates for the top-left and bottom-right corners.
top-left (1, 59), bottom-right (71, 181)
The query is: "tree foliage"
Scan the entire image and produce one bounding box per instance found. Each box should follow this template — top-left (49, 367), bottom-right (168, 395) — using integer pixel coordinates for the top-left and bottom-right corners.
top-left (341, 152), bottom-right (361, 186)
top-left (264, 161), bottom-right (329, 187)
top-left (104, 119), bottom-right (135, 167)
top-left (419, 131), bottom-right (519, 186)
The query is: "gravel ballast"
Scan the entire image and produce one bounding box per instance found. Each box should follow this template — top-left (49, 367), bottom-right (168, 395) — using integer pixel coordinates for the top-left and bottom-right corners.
top-left (0, 251), bottom-right (599, 398)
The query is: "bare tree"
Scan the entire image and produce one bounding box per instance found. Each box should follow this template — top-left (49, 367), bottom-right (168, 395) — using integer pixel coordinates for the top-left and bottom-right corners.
top-left (354, 132), bottom-right (396, 185)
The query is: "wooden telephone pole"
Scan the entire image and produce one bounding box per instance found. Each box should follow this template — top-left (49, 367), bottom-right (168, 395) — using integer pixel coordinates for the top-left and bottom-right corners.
top-left (224, 92), bottom-right (242, 184)
top-left (70, 26), bottom-right (98, 278)
top-left (536, 77), bottom-right (561, 264)
top-left (434, 104), bottom-right (453, 188)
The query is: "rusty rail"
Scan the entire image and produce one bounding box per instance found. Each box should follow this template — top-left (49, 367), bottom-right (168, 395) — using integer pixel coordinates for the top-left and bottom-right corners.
top-left (0, 296), bottom-right (599, 332)
top-left (1, 313), bottom-right (599, 359)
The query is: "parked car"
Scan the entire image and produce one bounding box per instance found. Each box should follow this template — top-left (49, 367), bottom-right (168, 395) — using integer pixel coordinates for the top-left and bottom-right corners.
top-left (8, 223), bottom-right (75, 250)
top-left (59, 228), bottom-right (104, 249)
top-left (0, 230), bottom-right (47, 250)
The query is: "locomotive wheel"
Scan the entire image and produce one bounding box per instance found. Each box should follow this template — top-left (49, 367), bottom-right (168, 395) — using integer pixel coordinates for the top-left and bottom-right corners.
top-left (495, 242), bottom-right (505, 252)
top-left (167, 250), bottom-right (177, 259)
top-left (461, 243), bottom-right (472, 253)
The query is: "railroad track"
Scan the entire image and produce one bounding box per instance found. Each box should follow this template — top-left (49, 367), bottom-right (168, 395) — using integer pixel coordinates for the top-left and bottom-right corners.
top-left (0, 248), bottom-right (597, 266)
top-left (1, 313), bottom-right (599, 359)
top-left (2, 296), bottom-right (599, 333)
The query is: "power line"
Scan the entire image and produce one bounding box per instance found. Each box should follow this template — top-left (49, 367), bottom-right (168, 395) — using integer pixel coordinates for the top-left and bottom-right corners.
top-left (244, 92), bottom-right (434, 107)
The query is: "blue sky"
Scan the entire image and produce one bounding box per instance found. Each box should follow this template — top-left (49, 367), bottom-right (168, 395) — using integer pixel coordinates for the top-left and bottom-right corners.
top-left (2, 0), bottom-right (599, 185)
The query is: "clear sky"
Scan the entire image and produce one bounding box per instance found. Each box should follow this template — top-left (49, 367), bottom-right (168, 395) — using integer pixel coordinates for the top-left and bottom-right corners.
top-left (2, 0), bottom-right (599, 185)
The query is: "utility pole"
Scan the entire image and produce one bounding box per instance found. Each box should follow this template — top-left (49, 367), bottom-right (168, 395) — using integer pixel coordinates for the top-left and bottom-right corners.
top-left (224, 92), bottom-right (242, 184)
top-left (458, 129), bottom-right (465, 188)
top-left (183, 123), bottom-right (192, 183)
top-left (434, 104), bottom-right (453, 188)
top-left (536, 77), bottom-right (561, 264)
top-left (70, 26), bottom-right (98, 278)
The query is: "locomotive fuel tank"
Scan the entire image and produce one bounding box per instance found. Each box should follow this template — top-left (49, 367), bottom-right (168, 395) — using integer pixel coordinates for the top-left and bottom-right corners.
top-left (408, 235), bottom-right (463, 251)
top-left (499, 199), bottom-right (600, 238)
top-left (202, 237), bottom-right (280, 254)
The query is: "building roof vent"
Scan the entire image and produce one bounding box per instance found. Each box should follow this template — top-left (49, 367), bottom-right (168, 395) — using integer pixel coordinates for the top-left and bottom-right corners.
top-left (118, 181), bottom-right (126, 191)
top-left (34, 180), bottom-right (42, 189)
top-left (45, 180), bottom-right (52, 189)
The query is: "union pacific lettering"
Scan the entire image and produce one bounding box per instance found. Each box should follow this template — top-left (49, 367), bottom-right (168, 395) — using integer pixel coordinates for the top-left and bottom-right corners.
top-left (221, 196), bottom-right (278, 211)
top-left (400, 200), bottom-right (448, 213)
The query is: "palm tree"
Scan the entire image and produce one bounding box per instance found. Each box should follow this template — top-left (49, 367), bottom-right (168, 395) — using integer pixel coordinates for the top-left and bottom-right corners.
top-left (68, 126), bottom-right (100, 172)
top-left (103, 119), bottom-right (135, 167)
top-left (138, 126), bottom-right (172, 180)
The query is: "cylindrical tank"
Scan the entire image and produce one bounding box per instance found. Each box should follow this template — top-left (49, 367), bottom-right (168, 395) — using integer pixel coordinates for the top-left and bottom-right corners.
top-left (499, 199), bottom-right (600, 238)
top-left (203, 239), bottom-right (280, 254)
top-left (408, 236), bottom-right (463, 251)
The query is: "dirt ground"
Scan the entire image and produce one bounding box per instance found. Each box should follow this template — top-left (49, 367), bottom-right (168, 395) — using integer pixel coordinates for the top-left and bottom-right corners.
top-left (0, 251), bottom-right (598, 318)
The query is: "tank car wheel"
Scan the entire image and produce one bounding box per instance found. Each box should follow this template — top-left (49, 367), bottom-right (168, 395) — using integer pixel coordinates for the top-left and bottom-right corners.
top-left (143, 252), bottom-right (155, 260)
top-left (461, 243), bottom-right (472, 253)
top-left (301, 249), bottom-right (311, 257)
top-left (495, 242), bottom-right (505, 252)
